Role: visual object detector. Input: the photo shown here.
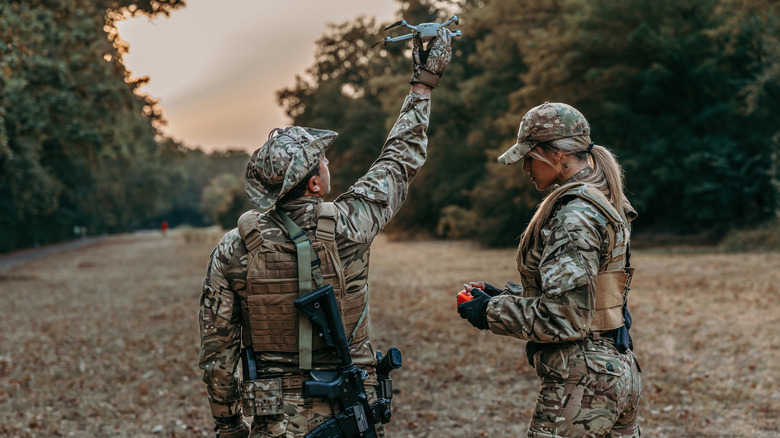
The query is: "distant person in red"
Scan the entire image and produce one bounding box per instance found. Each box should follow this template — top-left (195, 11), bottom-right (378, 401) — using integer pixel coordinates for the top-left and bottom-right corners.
top-left (161, 221), bottom-right (169, 237)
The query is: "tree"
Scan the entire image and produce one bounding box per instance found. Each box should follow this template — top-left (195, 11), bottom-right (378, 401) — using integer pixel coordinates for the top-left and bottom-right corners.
top-left (276, 0), bottom-right (480, 235)
top-left (278, 0), bottom-right (780, 245)
top-left (0, 0), bottom-right (184, 251)
top-left (277, 15), bottom-right (409, 195)
top-left (500, 0), bottom-right (780, 235)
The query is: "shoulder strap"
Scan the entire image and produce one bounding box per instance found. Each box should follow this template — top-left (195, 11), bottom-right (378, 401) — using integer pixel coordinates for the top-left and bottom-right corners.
top-left (316, 202), bottom-right (337, 242)
top-left (276, 209), bottom-right (326, 370)
top-left (315, 202), bottom-right (368, 344)
top-left (560, 183), bottom-right (623, 224)
top-left (562, 183), bottom-right (628, 270)
top-left (237, 210), bottom-right (263, 251)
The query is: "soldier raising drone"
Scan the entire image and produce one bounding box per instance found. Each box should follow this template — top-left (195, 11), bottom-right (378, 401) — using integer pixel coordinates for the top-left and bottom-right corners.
top-left (198, 20), bottom-right (454, 438)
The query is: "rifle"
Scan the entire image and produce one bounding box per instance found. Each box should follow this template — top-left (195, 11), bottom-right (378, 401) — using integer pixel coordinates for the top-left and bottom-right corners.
top-left (294, 285), bottom-right (402, 438)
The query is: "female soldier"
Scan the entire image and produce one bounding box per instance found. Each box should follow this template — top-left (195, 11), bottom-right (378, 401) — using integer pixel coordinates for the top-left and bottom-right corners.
top-left (457, 102), bottom-right (642, 437)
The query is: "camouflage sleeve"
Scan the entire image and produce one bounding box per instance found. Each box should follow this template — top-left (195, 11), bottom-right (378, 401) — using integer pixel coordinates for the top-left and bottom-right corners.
top-left (333, 91), bottom-right (430, 242)
top-left (198, 229), bottom-right (245, 418)
top-left (486, 199), bottom-right (605, 342)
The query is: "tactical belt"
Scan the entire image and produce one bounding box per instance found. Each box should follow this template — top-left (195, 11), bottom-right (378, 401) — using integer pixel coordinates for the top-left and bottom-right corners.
top-left (241, 373), bottom-right (308, 391)
top-left (255, 371), bottom-right (378, 391)
top-left (278, 374), bottom-right (307, 390)
top-left (525, 329), bottom-right (624, 366)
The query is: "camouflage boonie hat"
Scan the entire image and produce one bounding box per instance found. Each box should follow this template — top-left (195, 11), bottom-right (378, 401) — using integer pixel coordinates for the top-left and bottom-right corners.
top-left (498, 102), bottom-right (591, 165)
top-left (244, 127), bottom-right (337, 212)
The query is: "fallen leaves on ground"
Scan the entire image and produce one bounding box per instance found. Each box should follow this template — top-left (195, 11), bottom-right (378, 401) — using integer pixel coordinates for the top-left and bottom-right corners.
top-left (0, 232), bottom-right (778, 437)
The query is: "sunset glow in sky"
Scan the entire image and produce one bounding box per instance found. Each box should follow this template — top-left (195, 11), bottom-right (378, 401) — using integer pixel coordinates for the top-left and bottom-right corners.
top-left (116, 0), bottom-right (398, 153)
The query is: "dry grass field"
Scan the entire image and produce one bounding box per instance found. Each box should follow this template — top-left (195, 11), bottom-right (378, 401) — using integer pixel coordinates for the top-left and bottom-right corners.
top-left (1, 230), bottom-right (778, 437)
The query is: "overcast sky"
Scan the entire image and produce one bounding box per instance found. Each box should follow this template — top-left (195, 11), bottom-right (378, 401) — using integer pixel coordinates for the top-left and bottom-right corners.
top-left (116, 0), bottom-right (399, 153)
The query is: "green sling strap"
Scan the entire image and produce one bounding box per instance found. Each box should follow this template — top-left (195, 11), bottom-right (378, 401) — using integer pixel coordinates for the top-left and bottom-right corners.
top-left (277, 210), bottom-right (325, 371)
top-left (277, 204), bottom-right (370, 368)
top-left (315, 202), bottom-right (369, 346)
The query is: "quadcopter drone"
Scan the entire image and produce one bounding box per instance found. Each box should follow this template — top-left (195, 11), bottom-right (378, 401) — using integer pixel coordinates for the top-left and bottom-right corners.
top-left (371, 15), bottom-right (462, 48)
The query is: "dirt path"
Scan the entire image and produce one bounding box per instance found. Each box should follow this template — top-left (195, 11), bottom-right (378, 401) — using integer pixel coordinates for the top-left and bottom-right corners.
top-left (0, 237), bottom-right (106, 271)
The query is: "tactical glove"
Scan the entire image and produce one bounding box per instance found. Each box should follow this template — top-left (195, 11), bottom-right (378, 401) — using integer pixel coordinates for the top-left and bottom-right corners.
top-left (465, 281), bottom-right (504, 297)
top-left (480, 282), bottom-right (504, 297)
top-left (214, 414), bottom-right (249, 438)
top-left (458, 287), bottom-right (491, 330)
top-left (409, 27), bottom-right (452, 89)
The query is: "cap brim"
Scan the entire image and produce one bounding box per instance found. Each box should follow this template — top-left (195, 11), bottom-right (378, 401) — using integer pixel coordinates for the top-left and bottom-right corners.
top-left (497, 141), bottom-right (532, 165)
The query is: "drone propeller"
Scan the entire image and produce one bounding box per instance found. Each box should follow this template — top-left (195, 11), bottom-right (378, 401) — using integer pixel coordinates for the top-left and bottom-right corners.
top-left (370, 38), bottom-right (387, 49)
top-left (384, 20), bottom-right (406, 31)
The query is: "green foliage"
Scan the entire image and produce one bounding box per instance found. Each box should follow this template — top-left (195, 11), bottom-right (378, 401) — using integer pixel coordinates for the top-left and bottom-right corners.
top-left (200, 171), bottom-right (253, 229)
top-left (216, 181), bottom-right (254, 230)
top-left (277, 15), bottom-right (409, 194)
top-left (523, 0), bottom-right (780, 236)
top-left (148, 144), bottom-right (250, 229)
top-left (0, 0), bottom-right (185, 251)
top-left (2, 0), bottom-right (778, 251)
top-left (279, 0), bottom-right (780, 246)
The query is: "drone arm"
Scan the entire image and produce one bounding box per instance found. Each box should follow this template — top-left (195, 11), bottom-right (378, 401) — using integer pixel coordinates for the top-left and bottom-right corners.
top-left (383, 33), bottom-right (414, 46)
top-left (440, 15), bottom-right (459, 27)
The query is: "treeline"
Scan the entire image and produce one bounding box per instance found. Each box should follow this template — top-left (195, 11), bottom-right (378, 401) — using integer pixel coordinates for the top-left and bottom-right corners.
top-left (0, 0), bottom-right (251, 252)
top-left (2, 1), bottom-right (779, 253)
top-left (280, 0), bottom-right (780, 246)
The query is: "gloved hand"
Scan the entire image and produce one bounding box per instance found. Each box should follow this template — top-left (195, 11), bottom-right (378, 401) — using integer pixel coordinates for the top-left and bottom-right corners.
top-left (409, 27), bottom-right (452, 89)
top-left (483, 283), bottom-right (504, 297)
top-left (214, 415), bottom-right (249, 438)
top-left (466, 281), bottom-right (504, 297)
top-left (457, 287), bottom-right (491, 330)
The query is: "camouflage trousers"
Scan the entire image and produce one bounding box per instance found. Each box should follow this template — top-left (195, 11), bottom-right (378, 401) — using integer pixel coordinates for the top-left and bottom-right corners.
top-left (249, 387), bottom-right (385, 437)
top-left (528, 337), bottom-right (642, 438)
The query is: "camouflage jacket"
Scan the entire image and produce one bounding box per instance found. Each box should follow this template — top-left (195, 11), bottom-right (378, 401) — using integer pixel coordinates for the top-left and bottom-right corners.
top-left (198, 91), bottom-right (431, 418)
top-left (486, 174), bottom-right (634, 343)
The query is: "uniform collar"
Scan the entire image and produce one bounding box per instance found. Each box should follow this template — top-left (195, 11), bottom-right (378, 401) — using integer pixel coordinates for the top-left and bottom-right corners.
top-left (565, 166), bottom-right (593, 184)
top-left (277, 196), bottom-right (322, 226)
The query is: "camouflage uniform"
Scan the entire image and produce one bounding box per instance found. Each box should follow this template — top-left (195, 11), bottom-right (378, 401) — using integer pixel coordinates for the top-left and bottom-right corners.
top-left (485, 170), bottom-right (642, 438)
top-left (199, 91), bottom-right (431, 437)
top-left (465, 102), bottom-right (642, 437)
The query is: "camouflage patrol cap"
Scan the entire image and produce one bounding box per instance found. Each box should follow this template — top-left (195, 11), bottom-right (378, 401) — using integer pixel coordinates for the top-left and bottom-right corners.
top-left (244, 127), bottom-right (337, 212)
top-left (498, 102), bottom-right (591, 165)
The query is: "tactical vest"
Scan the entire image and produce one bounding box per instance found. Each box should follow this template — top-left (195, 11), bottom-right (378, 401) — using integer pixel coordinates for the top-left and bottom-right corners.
top-left (522, 183), bottom-right (634, 332)
top-left (237, 203), bottom-right (369, 360)
top-left (569, 184), bottom-right (634, 332)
